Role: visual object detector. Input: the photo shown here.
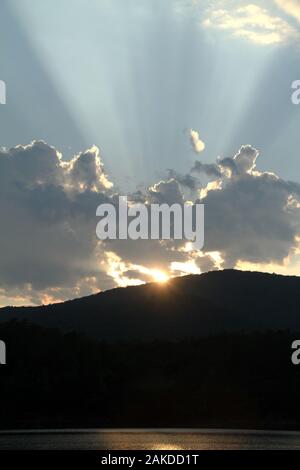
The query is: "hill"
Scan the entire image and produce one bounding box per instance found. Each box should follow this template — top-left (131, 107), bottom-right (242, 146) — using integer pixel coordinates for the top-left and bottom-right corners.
top-left (1, 269), bottom-right (300, 340)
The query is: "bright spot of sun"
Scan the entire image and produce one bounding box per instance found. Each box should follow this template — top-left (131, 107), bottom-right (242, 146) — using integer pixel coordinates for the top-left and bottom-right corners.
top-left (152, 270), bottom-right (169, 283)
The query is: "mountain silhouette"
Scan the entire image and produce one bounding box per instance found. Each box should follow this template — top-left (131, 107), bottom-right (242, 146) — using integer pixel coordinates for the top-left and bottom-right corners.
top-left (1, 269), bottom-right (300, 429)
top-left (1, 269), bottom-right (300, 341)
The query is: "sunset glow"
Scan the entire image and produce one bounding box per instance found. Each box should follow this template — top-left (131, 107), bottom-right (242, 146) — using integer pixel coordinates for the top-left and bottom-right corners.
top-left (151, 270), bottom-right (169, 284)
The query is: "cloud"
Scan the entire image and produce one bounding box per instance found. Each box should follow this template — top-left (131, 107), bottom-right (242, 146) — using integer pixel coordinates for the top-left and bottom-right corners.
top-left (226, 144), bottom-right (258, 174)
top-left (197, 145), bottom-right (300, 267)
top-left (167, 169), bottom-right (198, 191)
top-left (148, 178), bottom-right (184, 205)
top-left (0, 141), bottom-right (198, 305)
top-left (191, 145), bottom-right (258, 180)
top-left (170, 260), bottom-right (200, 275)
top-left (1, 139), bottom-right (300, 306)
top-left (275, 0), bottom-right (300, 24)
top-left (190, 129), bottom-right (205, 153)
top-left (192, 161), bottom-right (222, 179)
top-left (64, 146), bottom-right (113, 192)
top-left (0, 141), bottom-right (114, 304)
top-left (203, 4), bottom-right (300, 45)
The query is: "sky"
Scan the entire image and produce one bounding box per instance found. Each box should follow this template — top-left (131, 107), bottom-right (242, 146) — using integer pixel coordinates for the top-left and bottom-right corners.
top-left (1, 0), bottom-right (300, 306)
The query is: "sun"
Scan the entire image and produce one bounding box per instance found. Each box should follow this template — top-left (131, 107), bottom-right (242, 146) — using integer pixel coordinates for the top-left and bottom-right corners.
top-left (151, 269), bottom-right (169, 283)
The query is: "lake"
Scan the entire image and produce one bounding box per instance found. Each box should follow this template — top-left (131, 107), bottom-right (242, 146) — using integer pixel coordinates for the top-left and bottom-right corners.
top-left (1, 429), bottom-right (300, 450)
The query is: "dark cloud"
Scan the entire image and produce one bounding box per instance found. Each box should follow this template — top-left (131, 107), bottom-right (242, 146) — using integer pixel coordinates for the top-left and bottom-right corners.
top-left (192, 145), bottom-right (259, 179)
top-left (0, 142), bottom-right (195, 304)
top-left (191, 161), bottom-right (222, 178)
top-left (1, 141), bottom-right (300, 306)
top-left (217, 157), bottom-right (238, 175)
top-left (148, 178), bottom-right (184, 205)
top-left (167, 169), bottom-right (198, 191)
top-left (198, 146), bottom-right (300, 267)
top-left (0, 141), bottom-right (114, 302)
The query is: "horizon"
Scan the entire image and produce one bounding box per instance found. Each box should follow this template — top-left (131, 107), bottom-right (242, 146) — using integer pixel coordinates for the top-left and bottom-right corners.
top-left (1, 267), bottom-right (300, 309)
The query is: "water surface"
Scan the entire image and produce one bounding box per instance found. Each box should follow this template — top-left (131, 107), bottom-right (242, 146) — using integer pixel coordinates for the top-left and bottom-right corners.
top-left (1, 428), bottom-right (300, 450)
